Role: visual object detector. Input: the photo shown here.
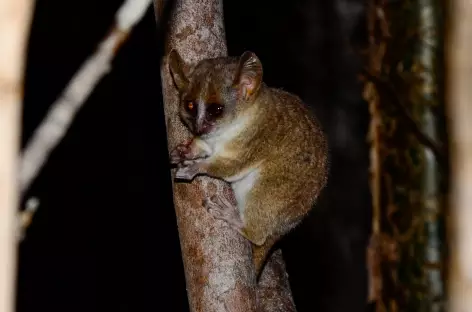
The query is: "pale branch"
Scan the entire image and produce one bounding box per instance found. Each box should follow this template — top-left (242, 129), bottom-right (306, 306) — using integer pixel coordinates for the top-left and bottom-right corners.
top-left (0, 1), bottom-right (35, 311)
top-left (447, 0), bottom-right (472, 310)
top-left (19, 0), bottom-right (153, 195)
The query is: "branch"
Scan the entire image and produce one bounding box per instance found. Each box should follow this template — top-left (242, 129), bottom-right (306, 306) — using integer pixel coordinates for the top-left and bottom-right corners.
top-left (19, 0), bottom-right (153, 195)
top-left (153, 0), bottom-right (296, 311)
top-left (446, 0), bottom-right (472, 310)
top-left (0, 1), bottom-right (35, 311)
top-left (364, 0), bottom-right (389, 303)
top-left (17, 197), bottom-right (39, 241)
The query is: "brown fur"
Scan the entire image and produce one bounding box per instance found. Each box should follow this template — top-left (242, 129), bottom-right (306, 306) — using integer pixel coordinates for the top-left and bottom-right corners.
top-left (169, 50), bottom-right (329, 277)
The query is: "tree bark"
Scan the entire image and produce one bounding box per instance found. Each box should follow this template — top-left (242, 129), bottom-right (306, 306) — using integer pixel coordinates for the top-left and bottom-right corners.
top-left (446, 0), bottom-right (472, 310)
top-left (0, 1), bottom-right (34, 312)
top-left (153, 0), bottom-right (296, 311)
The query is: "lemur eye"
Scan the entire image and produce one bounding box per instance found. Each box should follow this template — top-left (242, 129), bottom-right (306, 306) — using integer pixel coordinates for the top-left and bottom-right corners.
top-left (184, 100), bottom-right (196, 114)
top-left (206, 103), bottom-right (224, 117)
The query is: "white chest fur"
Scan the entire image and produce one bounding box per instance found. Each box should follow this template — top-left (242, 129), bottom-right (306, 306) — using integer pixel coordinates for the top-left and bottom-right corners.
top-left (201, 110), bottom-right (259, 219)
top-left (230, 168), bottom-right (259, 219)
top-left (202, 112), bottom-right (252, 157)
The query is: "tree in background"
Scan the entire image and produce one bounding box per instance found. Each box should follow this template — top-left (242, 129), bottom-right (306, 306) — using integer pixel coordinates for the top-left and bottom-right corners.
top-left (364, 0), bottom-right (447, 311)
top-left (446, 0), bottom-right (472, 310)
top-left (0, 1), bottom-right (34, 312)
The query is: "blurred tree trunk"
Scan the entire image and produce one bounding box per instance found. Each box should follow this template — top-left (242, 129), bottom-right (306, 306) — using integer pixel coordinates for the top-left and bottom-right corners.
top-left (0, 1), bottom-right (34, 312)
top-left (152, 1), bottom-right (296, 311)
top-left (446, 0), bottom-right (472, 310)
top-left (363, 0), bottom-right (447, 311)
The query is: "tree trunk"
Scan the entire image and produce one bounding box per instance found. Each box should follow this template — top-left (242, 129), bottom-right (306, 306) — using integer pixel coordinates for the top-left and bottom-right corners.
top-left (152, 1), bottom-right (296, 311)
top-left (0, 1), bottom-right (34, 312)
top-left (364, 0), bottom-right (447, 311)
top-left (446, 0), bottom-right (472, 310)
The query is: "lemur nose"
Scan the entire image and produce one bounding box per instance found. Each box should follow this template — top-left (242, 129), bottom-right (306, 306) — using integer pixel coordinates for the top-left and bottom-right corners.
top-left (196, 123), bottom-right (211, 135)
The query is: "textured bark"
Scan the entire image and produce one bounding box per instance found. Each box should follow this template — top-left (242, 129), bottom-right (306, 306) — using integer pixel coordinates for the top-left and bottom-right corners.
top-left (446, 0), bottom-right (472, 310)
top-left (363, 0), bottom-right (447, 311)
top-left (256, 250), bottom-right (296, 312)
top-left (0, 1), bottom-right (34, 311)
top-left (153, 1), bottom-right (296, 311)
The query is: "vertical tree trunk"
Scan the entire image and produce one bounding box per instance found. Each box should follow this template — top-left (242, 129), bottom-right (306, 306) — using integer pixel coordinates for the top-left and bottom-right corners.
top-left (446, 0), bottom-right (472, 310)
top-left (364, 0), bottom-right (447, 311)
top-left (152, 1), bottom-right (296, 311)
top-left (0, 1), bottom-right (34, 312)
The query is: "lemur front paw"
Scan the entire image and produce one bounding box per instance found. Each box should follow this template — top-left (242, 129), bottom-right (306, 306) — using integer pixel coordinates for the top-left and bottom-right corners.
top-left (170, 140), bottom-right (193, 165)
top-left (175, 162), bottom-right (202, 180)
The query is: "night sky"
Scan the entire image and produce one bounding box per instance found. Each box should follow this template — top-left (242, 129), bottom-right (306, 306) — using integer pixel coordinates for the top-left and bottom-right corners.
top-left (17, 1), bottom-right (372, 311)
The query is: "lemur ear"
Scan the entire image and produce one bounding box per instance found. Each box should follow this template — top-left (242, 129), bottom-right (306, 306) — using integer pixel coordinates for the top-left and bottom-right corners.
top-left (235, 51), bottom-right (263, 100)
top-left (168, 49), bottom-right (189, 92)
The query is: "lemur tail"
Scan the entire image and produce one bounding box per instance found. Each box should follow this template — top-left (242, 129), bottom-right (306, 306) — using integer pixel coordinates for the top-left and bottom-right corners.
top-left (252, 235), bottom-right (279, 280)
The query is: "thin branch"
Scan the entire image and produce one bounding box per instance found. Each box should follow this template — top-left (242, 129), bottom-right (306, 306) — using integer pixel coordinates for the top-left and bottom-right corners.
top-left (365, 0), bottom-right (388, 303)
top-left (17, 197), bottom-right (39, 241)
top-left (0, 1), bottom-right (35, 311)
top-left (19, 0), bottom-right (153, 195)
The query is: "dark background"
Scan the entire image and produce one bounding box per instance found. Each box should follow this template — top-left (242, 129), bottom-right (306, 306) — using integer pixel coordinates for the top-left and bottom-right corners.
top-left (17, 0), bottom-right (371, 311)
